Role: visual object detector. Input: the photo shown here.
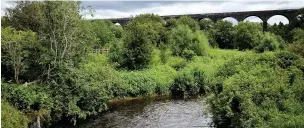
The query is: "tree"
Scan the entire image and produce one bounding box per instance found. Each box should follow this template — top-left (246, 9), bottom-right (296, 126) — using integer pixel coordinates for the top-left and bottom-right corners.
top-left (1, 27), bottom-right (39, 84)
top-left (288, 8), bottom-right (304, 30)
top-left (165, 18), bottom-right (178, 30)
top-left (36, 1), bottom-right (92, 80)
top-left (213, 20), bottom-right (235, 49)
top-left (120, 21), bottom-right (153, 70)
top-left (3, 1), bottom-right (45, 32)
top-left (176, 16), bottom-right (200, 31)
top-left (128, 14), bottom-right (166, 47)
top-left (169, 25), bottom-right (209, 59)
top-left (268, 22), bottom-right (288, 42)
top-left (254, 32), bottom-right (283, 53)
top-left (115, 14), bottom-right (166, 70)
top-left (91, 20), bottom-right (119, 48)
top-left (233, 22), bottom-right (263, 50)
top-left (287, 28), bottom-right (304, 57)
top-left (199, 19), bottom-right (214, 31)
top-left (199, 19), bottom-right (217, 47)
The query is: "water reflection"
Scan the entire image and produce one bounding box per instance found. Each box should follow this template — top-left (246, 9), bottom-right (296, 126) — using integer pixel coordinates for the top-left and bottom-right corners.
top-left (74, 96), bottom-right (213, 128)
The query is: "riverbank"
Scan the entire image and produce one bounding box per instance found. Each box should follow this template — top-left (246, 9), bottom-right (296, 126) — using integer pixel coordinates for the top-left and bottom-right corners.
top-left (2, 49), bottom-right (304, 127)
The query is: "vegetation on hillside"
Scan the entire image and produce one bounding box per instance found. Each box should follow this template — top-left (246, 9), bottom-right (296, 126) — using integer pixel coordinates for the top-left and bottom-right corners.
top-left (1, 1), bottom-right (304, 127)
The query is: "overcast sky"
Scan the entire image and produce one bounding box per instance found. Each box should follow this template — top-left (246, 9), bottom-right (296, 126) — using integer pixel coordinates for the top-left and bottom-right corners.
top-left (1, 1), bottom-right (304, 25)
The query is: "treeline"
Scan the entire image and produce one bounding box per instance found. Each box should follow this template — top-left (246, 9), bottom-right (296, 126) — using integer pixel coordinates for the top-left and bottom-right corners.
top-left (1, 1), bottom-right (304, 127)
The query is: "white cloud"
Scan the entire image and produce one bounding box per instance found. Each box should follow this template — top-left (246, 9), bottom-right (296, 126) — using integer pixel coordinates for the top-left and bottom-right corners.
top-left (83, 1), bottom-right (303, 25)
top-left (1, 1), bottom-right (302, 25)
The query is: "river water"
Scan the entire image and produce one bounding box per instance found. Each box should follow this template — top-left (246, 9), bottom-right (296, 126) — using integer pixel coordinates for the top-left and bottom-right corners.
top-left (64, 95), bottom-right (214, 128)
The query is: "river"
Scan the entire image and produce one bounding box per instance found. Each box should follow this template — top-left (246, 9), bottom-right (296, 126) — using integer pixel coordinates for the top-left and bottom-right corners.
top-left (59, 95), bottom-right (214, 128)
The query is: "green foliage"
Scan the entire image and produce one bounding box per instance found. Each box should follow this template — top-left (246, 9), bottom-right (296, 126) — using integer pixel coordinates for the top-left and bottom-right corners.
top-left (115, 14), bottom-right (166, 70)
top-left (268, 22), bottom-right (288, 41)
top-left (119, 65), bottom-right (177, 96)
top-left (166, 56), bottom-right (188, 70)
top-left (169, 25), bottom-right (209, 58)
top-left (121, 22), bottom-right (153, 70)
top-left (176, 16), bottom-right (200, 31)
top-left (1, 100), bottom-right (29, 128)
top-left (2, 83), bottom-right (53, 111)
top-left (199, 19), bottom-right (214, 30)
top-left (207, 52), bottom-right (304, 127)
top-left (1, 27), bottom-right (40, 83)
top-left (288, 28), bottom-right (304, 57)
top-left (233, 22), bottom-right (263, 50)
top-left (165, 18), bottom-right (177, 30)
top-left (111, 25), bottom-right (124, 39)
top-left (170, 68), bottom-right (205, 95)
top-left (2, 1), bottom-right (304, 127)
top-left (182, 49), bottom-right (196, 60)
top-left (289, 8), bottom-right (304, 30)
top-left (91, 20), bottom-right (119, 48)
top-left (213, 20), bottom-right (235, 49)
top-left (275, 51), bottom-right (302, 69)
top-left (127, 14), bottom-right (166, 47)
top-left (149, 49), bottom-right (171, 66)
top-left (254, 32), bottom-right (283, 53)
top-left (3, 1), bottom-right (45, 32)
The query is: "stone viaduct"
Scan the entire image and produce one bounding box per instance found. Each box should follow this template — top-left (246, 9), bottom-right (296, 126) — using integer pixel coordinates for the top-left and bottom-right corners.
top-left (96, 9), bottom-right (301, 31)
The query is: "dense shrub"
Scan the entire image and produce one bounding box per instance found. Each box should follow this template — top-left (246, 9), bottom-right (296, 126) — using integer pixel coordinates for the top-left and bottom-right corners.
top-left (207, 52), bottom-right (304, 127)
top-left (287, 28), bottom-right (304, 57)
top-left (165, 18), bottom-right (178, 30)
top-left (199, 19), bottom-right (214, 30)
top-left (126, 14), bottom-right (166, 47)
top-left (268, 22), bottom-right (288, 41)
top-left (176, 16), bottom-right (200, 31)
top-left (254, 32), bottom-right (283, 53)
top-left (120, 65), bottom-right (177, 96)
top-left (91, 20), bottom-right (120, 48)
top-left (120, 22), bottom-right (153, 70)
top-left (213, 20), bottom-right (235, 49)
top-left (1, 83), bottom-right (53, 111)
top-left (181, 49), bottom-right (196, 60)
top-left (1, 100), bottom-right (29, 128)
top-left (170, 68), bottom-right (205, 95)
top-left (116, 14), bottom-right (166, 70)
top-left (169, 25), bottom-right (209, 58)
top-left (166, 56), bottom-right (188, 70)
top-left (233, 22), bottom-right (263, 50)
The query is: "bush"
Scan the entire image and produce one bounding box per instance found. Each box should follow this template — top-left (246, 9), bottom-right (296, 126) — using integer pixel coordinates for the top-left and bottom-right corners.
top-left (199, 19), bottom-right (214, 31)
top-left (233, 22), bottom-right (263, 50)
top-left (1, 83), bottom-right (53, 111)
top-left (122, 72), bottom-right (157, 96)
top-left (120, 65), bottom-right (177, 96)
top-left (254, 32), bottom-right (283, 53)
top-left (166, 56), bottom-right (187, 70)
top-left (287, 28), bottom-right (304, 57)
top-left (91, 20), bottom-right (120, 48)
top-left (213, 20), bottom-right (235, 49)
top-left (120, 22), bottom-right (153, 70)
top-left (170, 68), bottom-right (205, 96)
top-left (182, 49), bottom-right (196, 60)
top-left (207, 52), bottom-right (304, 127)
top-left (1, 100), bottom-right (29, 128)
top-left (176, 16), bottom-right (200, 31)
top-left (275, 51), bottom-right (301, 69)
top-left (169, 25), bottom-right (209, 58)
top-left (165, 18), bottom-right (177, 30)
top-left (118, 14), bottom-right (166, 70)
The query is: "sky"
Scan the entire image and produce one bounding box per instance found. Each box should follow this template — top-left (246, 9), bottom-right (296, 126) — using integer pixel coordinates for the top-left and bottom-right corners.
top-left (1, 1), bottom-right (304, 25)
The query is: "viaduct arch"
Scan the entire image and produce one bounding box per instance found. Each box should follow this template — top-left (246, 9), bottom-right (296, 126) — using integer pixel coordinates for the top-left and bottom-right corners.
top-left (95, 9), bottom-right (300, 31)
